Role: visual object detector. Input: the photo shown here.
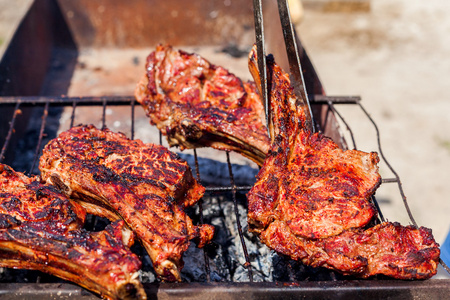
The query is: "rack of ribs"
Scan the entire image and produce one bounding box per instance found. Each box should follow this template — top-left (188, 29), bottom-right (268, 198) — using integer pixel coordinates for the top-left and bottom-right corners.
top-left (134, 44), bottom-right (270, 166)
top-left (39, 125), bottom-right (214, 282)
top-left (0, 164), bottom-right (146, 300)
top-left (246, 45), bottom-right (440, 279)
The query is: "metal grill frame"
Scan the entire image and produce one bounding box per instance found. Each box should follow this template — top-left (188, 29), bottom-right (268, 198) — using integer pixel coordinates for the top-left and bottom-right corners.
top-left (0, 95), bottom-right (448, 287)
top-left (0, 0), bottom-right (449, 297)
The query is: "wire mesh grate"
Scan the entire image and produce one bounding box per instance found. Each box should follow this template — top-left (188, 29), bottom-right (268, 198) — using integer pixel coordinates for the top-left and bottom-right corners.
top-left (0, 95), bottom-right (448, 284)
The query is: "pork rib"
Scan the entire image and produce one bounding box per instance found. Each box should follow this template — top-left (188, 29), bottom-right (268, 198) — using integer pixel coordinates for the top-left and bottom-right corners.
top-left (134, 44), bottom-right (270, 166)
top-left (246, 45), bottom-right (440, 279)
top-left (0, 164), bottom-right (146, 300)
top-left (39, 125), bottom-right (214, 282)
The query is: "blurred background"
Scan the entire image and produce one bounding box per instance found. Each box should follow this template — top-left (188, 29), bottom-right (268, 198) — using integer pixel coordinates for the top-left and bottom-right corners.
top-left (1, 0), bottom-right (449, 278)
top-left (296, 0), bottom-right (450, 267)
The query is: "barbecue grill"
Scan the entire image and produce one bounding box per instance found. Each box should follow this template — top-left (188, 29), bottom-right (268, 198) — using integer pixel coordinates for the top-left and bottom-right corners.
top-left (0, 0), bottom-right (449, 299)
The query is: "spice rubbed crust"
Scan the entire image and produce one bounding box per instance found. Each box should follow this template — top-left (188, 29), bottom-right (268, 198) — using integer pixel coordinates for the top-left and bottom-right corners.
top-left (39, 124), bottom-right (214, 282)
top-left (134, 44), bottom-right (270, 166)
top-left (0, 164), bottom-right (146, 300)
top-left (246, 45), bottom-right (440, 279)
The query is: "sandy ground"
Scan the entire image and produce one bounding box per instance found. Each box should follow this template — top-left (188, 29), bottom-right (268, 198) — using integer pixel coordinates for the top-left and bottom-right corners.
top-left (297, 0), bottom-right (450, 253)
top-left (297, 1), bottom-right (450, 277)
top-left (1, 0), bottom-right (449, 278)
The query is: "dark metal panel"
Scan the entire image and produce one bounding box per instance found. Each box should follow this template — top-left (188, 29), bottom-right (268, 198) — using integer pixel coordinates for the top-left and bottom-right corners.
top-left (148, 281), bottom-right (450, 300)
top-left (0, 0), bottom-right (76, 97)
top-left (0, 0), bottom-right (77, 165)
top-left (1, 281), bottom-right (449, 300)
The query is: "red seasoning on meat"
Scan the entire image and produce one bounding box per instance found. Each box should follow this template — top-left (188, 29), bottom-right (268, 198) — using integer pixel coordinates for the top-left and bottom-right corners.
top-left (246, 45), bottom-right (440, 279)
top-left (0, 164), bottom-right (146, 300)
top-left (134, 44), bottom-right (270, 166)
top-left (39, 125), bottom-right (214, 282)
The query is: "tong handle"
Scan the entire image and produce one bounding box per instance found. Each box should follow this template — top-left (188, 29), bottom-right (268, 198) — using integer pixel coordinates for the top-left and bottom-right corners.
top-left (253, 0), bottom-right (270, 137)
top-left (253, 0), bottom-right (316, 134)
top-left (277, 0), bottom-right (315, 133)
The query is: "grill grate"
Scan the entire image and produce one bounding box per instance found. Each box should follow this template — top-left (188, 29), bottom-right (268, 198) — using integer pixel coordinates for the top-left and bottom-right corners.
top-left (0, 95), bottom-right (449, 293)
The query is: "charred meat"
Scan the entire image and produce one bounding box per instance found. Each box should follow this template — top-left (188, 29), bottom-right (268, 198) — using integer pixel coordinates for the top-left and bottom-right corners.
top-left (39, 125), bottom-right (214, 282)
top-left (0, 164), bottom-right (145, 300)
top-left (247, 46), bottom-right (379, 239)
top-left (134, 44), bottom-right (270, 166)
top-left (262, 220), bottom-right (440, 279)
top-left (246, 46), bottom-right (440, 279)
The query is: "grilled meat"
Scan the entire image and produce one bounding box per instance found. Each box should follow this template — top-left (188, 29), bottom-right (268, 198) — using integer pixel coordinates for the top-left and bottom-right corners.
top-left (246, 45), bottom-right (440, 279)
top-left (134, 44), bottom-right (270, 166)
top-left (247, 47), bottom-right (380, 239)
top-left (262, 221), bottom-right (440, 279)
top-left (0, 164), bottom-right (145, 300)
top-left (39, 125), bottom-right (214, 282)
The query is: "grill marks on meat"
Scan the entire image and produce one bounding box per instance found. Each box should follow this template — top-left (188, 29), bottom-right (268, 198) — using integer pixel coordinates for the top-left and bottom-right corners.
top-left (0, 164), bottom-right (145, 300)
top-left (247, 48), bottom-right (379, 239)
top-left (246, 45), bottom-right (440, 279)
top-left (262, 221), bottom-right (440, 279)
top-left (39, 125), bottom-right (214, 282)
top-left (279, 131), bottom-right (380, 239)
top-left (134, 44), bottom-right (270, 166)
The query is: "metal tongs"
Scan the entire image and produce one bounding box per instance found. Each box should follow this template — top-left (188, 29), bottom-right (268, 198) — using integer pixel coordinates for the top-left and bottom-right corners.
top-left (253, 0), bottom-right (316, 135)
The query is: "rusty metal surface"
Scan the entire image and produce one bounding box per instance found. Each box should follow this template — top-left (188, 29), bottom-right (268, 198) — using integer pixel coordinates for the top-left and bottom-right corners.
top-left (56, 0), bottom-right (256, 48)
top-left (303, 0), bottom-right (371, 12)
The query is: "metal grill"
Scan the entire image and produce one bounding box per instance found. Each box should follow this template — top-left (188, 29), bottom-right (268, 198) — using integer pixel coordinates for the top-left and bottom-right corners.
top-left (0, 0), bottom-right (449, 298)
top-left (0, 95), bottom-right (449, 293)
